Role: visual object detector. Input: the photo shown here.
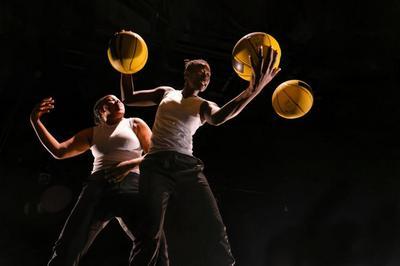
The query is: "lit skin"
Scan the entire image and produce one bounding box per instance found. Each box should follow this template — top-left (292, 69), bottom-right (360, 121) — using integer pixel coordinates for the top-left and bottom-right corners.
top-left (30, 95), bottom-right (152, 182)
top-left (120, 46), bottom-right (281, 126)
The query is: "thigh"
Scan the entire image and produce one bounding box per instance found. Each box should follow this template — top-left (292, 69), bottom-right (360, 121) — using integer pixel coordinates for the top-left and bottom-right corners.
top-left (176, 173), bottom-right (225, 239)
top-left (110, 193), bottom-right (143, 240)
top-left (60, 180), bottom-right (106, 239)
top-left (140, 157), bottom-right (175, 229)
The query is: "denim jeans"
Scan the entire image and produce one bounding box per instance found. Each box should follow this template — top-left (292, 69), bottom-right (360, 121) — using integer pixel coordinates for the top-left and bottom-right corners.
top-left (130, 151), bottom-right (235, 266)
top-left (47, 172), bottom-right (168, 266)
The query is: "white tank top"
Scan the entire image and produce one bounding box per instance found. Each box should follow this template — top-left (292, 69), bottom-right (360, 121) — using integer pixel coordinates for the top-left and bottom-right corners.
top-left (90, 118), bottom-right (142, 174)
top-left (150, 89), bottom-right (205, 156)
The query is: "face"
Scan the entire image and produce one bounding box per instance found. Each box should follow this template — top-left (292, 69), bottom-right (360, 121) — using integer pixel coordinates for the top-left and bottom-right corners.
top-left (100, 95), bottom-right (125, 116)
top-left (185, 63), bottom-right (211, 92)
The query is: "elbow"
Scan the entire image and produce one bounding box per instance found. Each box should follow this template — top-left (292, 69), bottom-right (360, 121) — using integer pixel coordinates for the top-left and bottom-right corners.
top-left (208, 117), bottom-right (225, 126)
top-left (121, 98), bottom-right (130, 105)
top-left (52, 154), bottom-right (66, 160)
top-left (207, 115), bottom-right (232, 126)
top-left (121, 97), bottom-right (135, 106)
top-left (52, 149), bottom-right (68, 160)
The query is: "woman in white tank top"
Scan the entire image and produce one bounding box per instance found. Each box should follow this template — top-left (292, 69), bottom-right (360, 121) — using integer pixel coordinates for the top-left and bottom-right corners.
top-left (120, 46), bottom-right (280, 265)
top-left (30, 95), bottom-right (168, 265)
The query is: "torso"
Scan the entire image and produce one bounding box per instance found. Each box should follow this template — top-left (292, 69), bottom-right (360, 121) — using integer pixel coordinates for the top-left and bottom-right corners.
top-left (150, 89), bottom-right (205, 156)
top-left (90, 118), bottom-right (142, 174)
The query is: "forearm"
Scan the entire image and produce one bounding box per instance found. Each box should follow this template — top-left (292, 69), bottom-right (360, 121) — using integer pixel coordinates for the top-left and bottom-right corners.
top-left (120, 74), bottom-right (162, 106)
top-left (210, 85), bottom-right (261, 125)
top-left (124, 156), bottom-right (144, 169)
top-left (120, 74), bottom-right (134, 103)
top-left (30, 117), bottom-right (64, 159)
top-left (113, 156), bottom-right (144, 172)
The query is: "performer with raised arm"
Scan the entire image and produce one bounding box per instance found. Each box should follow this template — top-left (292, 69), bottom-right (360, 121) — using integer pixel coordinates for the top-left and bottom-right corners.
top-left (30, 94), bottom-right (168, 266)
top-left (119, 44), bottom-right (280, 266)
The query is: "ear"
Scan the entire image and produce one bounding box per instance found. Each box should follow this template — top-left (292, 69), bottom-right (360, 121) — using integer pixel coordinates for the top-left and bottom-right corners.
top-left (98, 105), bottom-right (108, 117)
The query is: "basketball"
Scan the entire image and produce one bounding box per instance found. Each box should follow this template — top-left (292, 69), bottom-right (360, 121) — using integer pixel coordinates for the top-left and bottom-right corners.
top-left (272, 80), bottom-right (313, 119)
top-left (232, 32), bottom-right (281, 81)
top-left (107, 30), bottom-right (148, 74)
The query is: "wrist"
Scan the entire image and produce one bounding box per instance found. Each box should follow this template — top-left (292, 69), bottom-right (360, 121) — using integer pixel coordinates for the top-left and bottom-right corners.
top-left (30, 113), bottom-right (39, 123)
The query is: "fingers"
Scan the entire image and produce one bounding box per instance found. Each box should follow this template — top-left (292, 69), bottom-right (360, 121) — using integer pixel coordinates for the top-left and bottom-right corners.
top-left (249, 47), bottom-right (263, 87)
top-left (270, 49), bottom-right (279, 72)
top-left (104, 169), bottom-right (128, 184)
top-left (266, 46), bottom-right (275, 73)
top-left (272, 67), bottom-right (282, 77)
top-left (32, 97), bottom-right (55, 118)
top-left (260, 46), bottom-right (269, 75)
top-left (39, 97), bottom-right (54, 106)
top-left (39, 97), bottom-right (55, 113)
top-left (256, 45), bottom-right (263, 72)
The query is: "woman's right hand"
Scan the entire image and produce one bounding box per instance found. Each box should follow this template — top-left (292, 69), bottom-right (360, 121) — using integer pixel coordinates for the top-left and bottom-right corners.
top-left (31, 97), bottom-right (55, 121)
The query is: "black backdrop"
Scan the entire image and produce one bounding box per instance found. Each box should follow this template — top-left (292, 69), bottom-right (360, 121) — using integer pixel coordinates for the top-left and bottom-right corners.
top-left (1, 0), bottom-right (400, 265)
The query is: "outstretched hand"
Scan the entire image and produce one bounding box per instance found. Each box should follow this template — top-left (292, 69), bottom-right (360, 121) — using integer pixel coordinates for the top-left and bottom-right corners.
top-left (31, 97), bottom-right (55, 121)
top-left (249, 46), bottom-right (281, 93)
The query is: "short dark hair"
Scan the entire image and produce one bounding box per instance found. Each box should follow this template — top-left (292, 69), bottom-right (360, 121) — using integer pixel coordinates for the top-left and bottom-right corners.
top-left (184, 59), bottom-right (211, 75)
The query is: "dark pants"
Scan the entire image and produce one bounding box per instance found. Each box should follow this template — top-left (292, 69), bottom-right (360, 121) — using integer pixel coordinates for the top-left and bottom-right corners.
top-left (130, 151), bottom-right (235, 266)
top-left (47, 172), bottom-right (168, 266)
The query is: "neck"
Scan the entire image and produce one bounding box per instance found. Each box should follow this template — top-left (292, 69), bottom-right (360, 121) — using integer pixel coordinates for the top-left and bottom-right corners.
top-left (105, 116), bottom-right (123, 125)
top-left (182, 85), bottom-right (198, 98)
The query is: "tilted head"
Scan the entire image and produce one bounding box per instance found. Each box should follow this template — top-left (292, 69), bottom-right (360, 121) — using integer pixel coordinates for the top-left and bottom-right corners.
top-left (93, 95), bottom-right (125, 125)
top-left (183, 59), bottom-right (211, 93)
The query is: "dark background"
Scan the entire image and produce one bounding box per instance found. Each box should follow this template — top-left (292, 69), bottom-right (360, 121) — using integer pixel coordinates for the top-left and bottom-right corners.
top-left (2, 0), bottom-right (400, 265)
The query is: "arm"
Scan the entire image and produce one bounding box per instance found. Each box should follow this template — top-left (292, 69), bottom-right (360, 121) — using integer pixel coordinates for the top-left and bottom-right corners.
top-left (200, 47), bottom-right (281, 126)
top-left (30, 97), bottom-right (92, 159)
top-left (105, 117), bottom-right (152, 183)
top-left (105, 156), bottom-right (145, 183)
top-left (120, 74), bottom-right (173, 106)
top-left (132, 117), bottom-right (152, 154)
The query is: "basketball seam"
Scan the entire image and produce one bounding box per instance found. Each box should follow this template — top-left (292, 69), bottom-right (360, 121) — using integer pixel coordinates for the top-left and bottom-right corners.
top-left (117, 35), bottom-right (123, 71)
top-left (282, 89), bottom-right (305, 114)
top-left (129, 37), bottom-right (138, 71)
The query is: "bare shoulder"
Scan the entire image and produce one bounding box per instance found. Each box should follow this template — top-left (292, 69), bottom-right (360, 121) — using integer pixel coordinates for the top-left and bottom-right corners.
top-left (200, 99), bottom-right (219, 111)
top-left (149, 86), bottom-right (175, 103)
top-left (78, 127), bottom-right (94, 137)
top-left (200, 100), bottom-right (220, 122)
top-left (129, 117), bottom-right (152, 138)
top-left (131, 117), bottom-right (148, 127)
top-left (130, 117), bottom-right (151, 132)
top-left (76, 127), bottom-right (94, 145)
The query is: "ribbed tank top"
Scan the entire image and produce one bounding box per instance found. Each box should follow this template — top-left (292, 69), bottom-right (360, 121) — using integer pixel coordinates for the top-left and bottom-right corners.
top-left (90, 118), bottom-right (142, 174)
top-left (150, 89), bottom-right (205, 156)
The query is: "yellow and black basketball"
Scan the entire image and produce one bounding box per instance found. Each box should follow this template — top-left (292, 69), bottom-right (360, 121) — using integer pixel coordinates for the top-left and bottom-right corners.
top-left (272, 80), bottom-right (313, 119)
top-left (107, 30), bottom-right (148, 74)
top-left (232, 32), bottom-right (281, 81)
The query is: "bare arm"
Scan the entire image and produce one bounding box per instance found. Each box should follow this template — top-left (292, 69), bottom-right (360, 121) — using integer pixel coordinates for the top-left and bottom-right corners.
top-left (200, 47), bottom-right (281, 126)
top-left (132, 117), bottom-right (152, 153)
top-left (120, 74), bottom-right (173, 106)
top-left (30, 97), bottom-right (92, 159)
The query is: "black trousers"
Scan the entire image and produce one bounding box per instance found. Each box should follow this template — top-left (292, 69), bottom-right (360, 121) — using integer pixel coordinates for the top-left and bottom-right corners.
top-left (130, 151), bottom-right (235, 266)
top-left (47, 172), bottom-right (168, 266)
